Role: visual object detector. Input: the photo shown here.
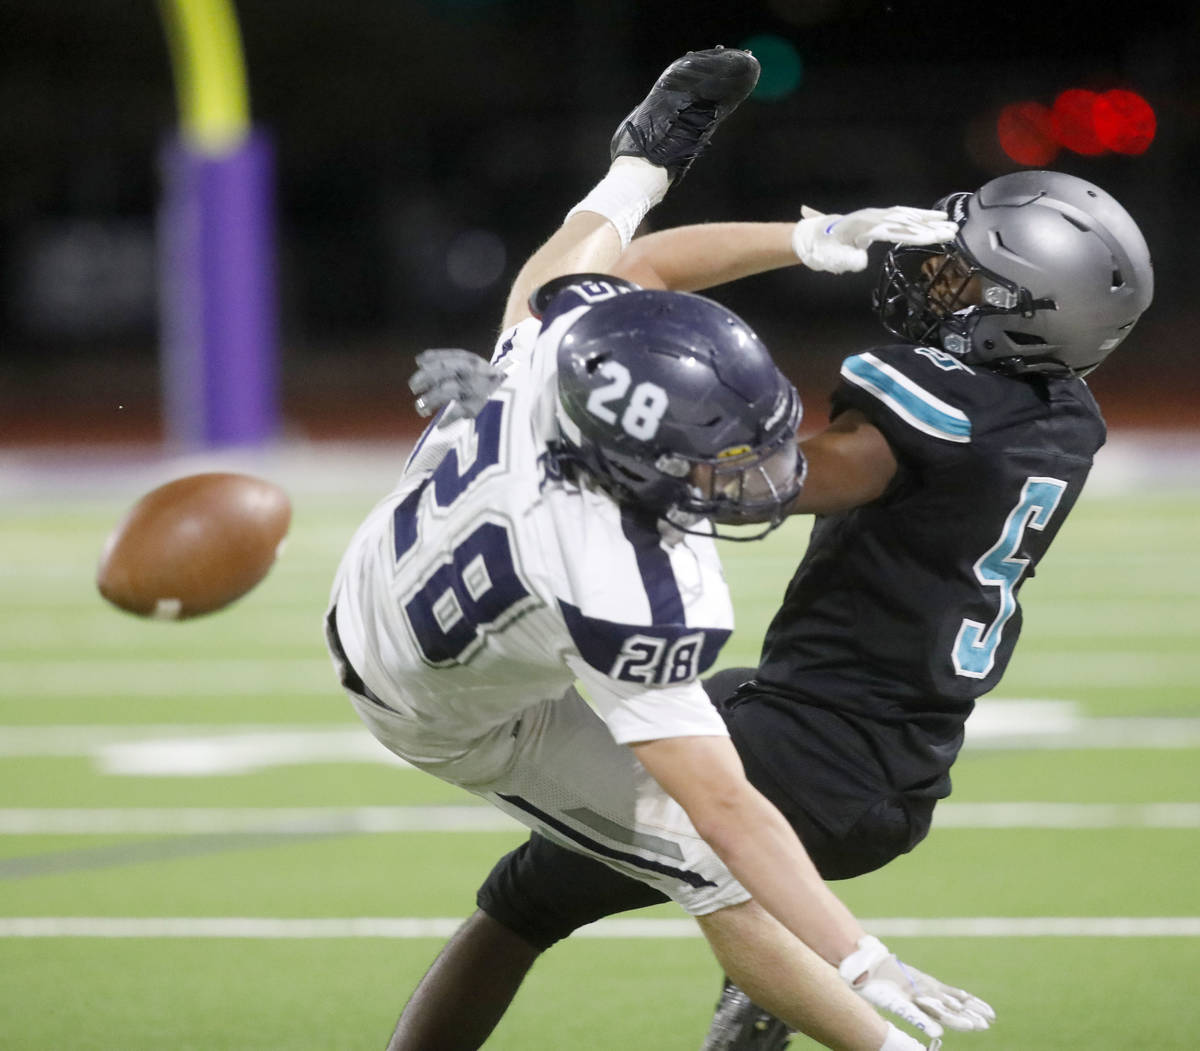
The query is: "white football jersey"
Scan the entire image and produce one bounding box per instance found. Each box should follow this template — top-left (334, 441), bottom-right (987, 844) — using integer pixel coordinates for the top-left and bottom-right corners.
top-left (329, 291), bottom-right (735, 768)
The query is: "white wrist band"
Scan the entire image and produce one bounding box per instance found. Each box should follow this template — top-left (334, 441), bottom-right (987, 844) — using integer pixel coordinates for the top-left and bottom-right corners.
top-left (564, 157), bottom-right (670, 249)
top-left (838, 934), bottom-right (890, 984)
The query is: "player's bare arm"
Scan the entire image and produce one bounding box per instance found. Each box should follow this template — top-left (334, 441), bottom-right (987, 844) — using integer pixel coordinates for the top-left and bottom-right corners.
top-left (630, 733), bottom-right (864, 966)
top-left (613, 206), bottom-right (957, 292)
top-left (614, 222), bottom-right (799, 291)
top-left (790, 410), bottom-right (899, 515)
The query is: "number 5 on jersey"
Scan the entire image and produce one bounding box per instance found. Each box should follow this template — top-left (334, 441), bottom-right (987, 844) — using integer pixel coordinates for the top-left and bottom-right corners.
top-left (953, 476), bottom-right (1068, 679)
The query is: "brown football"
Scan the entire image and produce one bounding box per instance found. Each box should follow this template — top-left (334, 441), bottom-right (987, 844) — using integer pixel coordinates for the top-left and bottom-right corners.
top-left (96, 472), bottom-right (292, 620)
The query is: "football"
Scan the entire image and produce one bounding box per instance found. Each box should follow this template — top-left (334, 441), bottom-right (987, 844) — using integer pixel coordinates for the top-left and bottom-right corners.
top-left (96, 472), bottom-right (292, 620)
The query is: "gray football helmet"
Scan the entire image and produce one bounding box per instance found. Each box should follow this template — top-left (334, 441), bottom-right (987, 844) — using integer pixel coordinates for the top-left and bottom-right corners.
top-left (876, 170), bottom-right (1154, 376)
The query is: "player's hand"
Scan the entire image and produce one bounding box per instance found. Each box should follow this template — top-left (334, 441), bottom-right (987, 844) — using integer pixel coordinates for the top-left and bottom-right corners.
top-left (838, 935), bottom-right (995, 1039)
top-left (791, 205), bottom-right (958, 274)
top-left (409, 348), bottom-right (503, 426)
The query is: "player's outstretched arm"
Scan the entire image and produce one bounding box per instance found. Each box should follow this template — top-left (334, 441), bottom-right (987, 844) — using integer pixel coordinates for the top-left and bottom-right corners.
top-left (611, 205), bottom-right (957, 291)
top-left (632, 733), bottom-right (958, 1049)
top-left (788, 409), bottom-right (899, 515)
top-left (632, 733), bottom-right (863, 965)
top-left (613, 221), bottom-right (799, 291)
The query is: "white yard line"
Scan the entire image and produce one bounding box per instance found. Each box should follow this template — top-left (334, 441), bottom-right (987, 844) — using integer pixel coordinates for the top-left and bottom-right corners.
top-left (2, 659), bottom-right (336, 696)
top-left (6, 706), bottom-right (1200, 780)
top-left (1, 802), bottom-right (1198, 835)
top-left (0, 724), bottom-right (408, 773)
top-left (930, 802), bottom-right (1200, 827)
top-left (0, 916), bottom-right (1196, 939)
top-left (966, 718), bottom-right (1200, 750)
top-left (4, 651), bottom-right (1196, 696)
top-left (1000, 652), bottom-right (1200, 688)
top-left (0, 724), bottom-right (367, 754)
top-left (0, 806), bottom-right (511, 834)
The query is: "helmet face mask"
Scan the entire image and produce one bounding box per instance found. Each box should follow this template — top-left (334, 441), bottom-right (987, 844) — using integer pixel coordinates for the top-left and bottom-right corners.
top-left (554, 289), bottom-right (803, 537)
top-left (662, 426), bottom-right (803, 526)
top-left (876, 241), bottom-right (1066, 374)
top-left (875, 172), bottom-right (1153, 377)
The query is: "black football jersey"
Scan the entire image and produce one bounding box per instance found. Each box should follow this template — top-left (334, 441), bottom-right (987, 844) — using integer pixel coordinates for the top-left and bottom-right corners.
top-left (754, 344), bottom-right (1105, 789)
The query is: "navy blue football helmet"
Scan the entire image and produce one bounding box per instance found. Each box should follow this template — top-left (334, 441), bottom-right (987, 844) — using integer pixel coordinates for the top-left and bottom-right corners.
top-left (553, 288), bottom-right (803, 535)
top-left (875, 170), bottom-right (1153, 376)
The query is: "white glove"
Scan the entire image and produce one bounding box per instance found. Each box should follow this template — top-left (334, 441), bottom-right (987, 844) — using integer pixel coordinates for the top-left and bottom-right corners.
top-left (791, 205), bottom-right (958, 274)
top-left (839, 935), bottom-right (995, 1039)
top-left (409, 348), bottom-right (503, 426)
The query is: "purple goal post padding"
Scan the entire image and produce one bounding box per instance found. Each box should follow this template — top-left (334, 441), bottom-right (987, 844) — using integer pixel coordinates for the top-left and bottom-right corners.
top-left (157, 131), bottom-right (279, 447)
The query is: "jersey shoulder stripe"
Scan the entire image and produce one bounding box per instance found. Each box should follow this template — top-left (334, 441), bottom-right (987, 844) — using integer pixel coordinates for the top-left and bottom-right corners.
top-left (620, 507), bottom-right (685, 623)
top-left (841, 351), bottom-right (972, 443)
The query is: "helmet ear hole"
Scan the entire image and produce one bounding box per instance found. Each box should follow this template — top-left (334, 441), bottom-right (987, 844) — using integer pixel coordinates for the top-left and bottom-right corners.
top-left (1004, 331), bottom-right (1048, 346)
top-left (612, 461), bottom-right (649, 484)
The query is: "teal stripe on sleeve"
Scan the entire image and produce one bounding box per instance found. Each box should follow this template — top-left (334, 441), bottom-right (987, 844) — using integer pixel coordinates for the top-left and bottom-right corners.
top-left (841, 353), bottom-right (971, 443)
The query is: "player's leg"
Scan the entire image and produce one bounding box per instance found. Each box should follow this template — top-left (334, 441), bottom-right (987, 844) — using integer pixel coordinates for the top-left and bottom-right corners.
top-left (386, 909), bottom-right (539, 1051)
top-left (702, 978), bottom-right (795, 1050)
top-left (499, 210), bottom-right (630, 329)
top-left (478, 831), bottom-right (668, 946)
top-left (500, 45), bottom-right (760, 328)
top-left (387, 836), bottom-right (670, 1051)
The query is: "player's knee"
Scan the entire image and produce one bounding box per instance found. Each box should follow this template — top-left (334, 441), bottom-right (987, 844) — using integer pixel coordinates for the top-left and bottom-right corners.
top-left (476, 835), bottom-right (669, 950)
top-left (818, 795), bottom-right (935, 879)
top-left (476, 843), bottom-right (562, 951)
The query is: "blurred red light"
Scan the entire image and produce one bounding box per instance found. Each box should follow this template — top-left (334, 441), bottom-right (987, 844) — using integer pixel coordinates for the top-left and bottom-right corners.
top-left (1051, 89), bottom-right (1106, 155)
top-left (996, 101), bottom-right (1059, 166)
top-left (1094, 89), bottom-right (1156, 154)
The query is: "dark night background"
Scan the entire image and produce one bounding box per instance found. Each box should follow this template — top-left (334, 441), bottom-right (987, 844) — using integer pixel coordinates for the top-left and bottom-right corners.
top-left (1, 0), bottom-right (1196, 443)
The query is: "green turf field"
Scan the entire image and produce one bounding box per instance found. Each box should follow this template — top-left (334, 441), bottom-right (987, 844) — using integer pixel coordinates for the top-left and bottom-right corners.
top-left (2, 443), bottom-right (1198, 1049)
